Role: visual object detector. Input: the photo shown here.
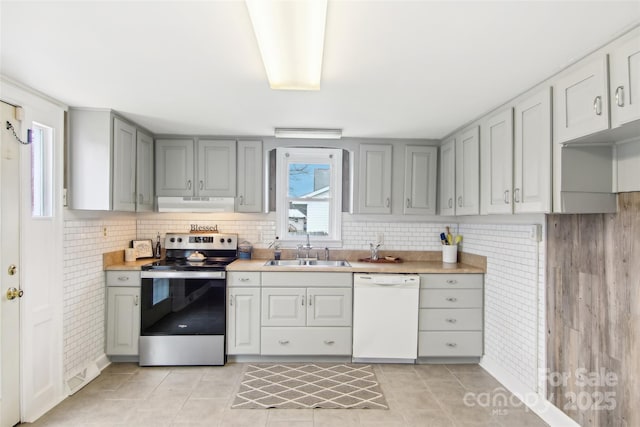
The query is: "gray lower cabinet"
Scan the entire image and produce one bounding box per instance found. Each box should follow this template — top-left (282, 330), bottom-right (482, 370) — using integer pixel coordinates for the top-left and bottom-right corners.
top-left (418, 274), bottom-right (483, 358)
top-left (105, 271), bottom-right (140, 356)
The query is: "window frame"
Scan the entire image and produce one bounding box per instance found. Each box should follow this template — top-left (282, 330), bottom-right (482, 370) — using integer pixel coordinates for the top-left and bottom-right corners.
top-left (275, 147), bottom-right (342, 246)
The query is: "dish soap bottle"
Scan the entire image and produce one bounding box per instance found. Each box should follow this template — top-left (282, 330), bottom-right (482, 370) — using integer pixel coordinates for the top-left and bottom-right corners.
top-left (154, 232), bottom-right (162, 258)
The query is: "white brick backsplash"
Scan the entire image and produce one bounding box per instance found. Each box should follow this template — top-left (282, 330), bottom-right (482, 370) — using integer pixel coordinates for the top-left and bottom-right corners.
top-left (63, 218), bottom-right (136, 379)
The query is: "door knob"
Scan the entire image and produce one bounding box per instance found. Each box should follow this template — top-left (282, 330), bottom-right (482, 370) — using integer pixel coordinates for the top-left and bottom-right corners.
top-left (6, 287), bottom-right (23, 300)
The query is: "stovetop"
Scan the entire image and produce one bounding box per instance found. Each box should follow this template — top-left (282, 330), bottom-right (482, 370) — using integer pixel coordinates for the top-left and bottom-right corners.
top-left (142, 257), bottom-right (236, 271)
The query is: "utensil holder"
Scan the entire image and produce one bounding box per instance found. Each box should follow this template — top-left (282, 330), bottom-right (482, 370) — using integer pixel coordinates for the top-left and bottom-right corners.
top-left (442, 245), bottom-right (458, 263)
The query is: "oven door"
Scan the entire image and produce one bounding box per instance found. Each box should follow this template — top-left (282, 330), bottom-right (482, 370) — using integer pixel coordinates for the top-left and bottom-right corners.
top-left (139, 270), bottom-right (227, 366)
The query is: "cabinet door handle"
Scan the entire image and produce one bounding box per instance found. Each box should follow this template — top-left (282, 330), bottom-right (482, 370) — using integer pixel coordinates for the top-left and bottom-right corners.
top-left (448, 198), bottom-right (453, 208)
top-left (457, 196), bottom-right (462, 207)
top-left (139, 193), bottom-right (143, 204)
top-left (406, 198), bottom-right (411, 208)
top-left (445, 297), bottom-right (458, 302)
top-left (445, 318), bottom-right (457, 323)
top-left (514, 188), bottom-right (521, 203)
top-left (385, 197), bottom-right (390, 208)
top-left (615, 86), bottom-right (625, 107)
top-left (593, 96), bottom-right (602, 116)
top-left (278, 340), bottom-right (290, 345)
top-left (118, 276), bottom-right (129, 281)
top-left (229, 295), bottom-right (233, 306)
top-left (239, 195), bottom-right (244, 206)
top-left (301, 296), bottom-right (305, 306)
top-left (134, 295), bottom-right (139, 306)
top-left (504, 190), bottom-right (509, 204)
top-left (308, 295), bottom-right (313, 306)
top-left (445, 279), bottom-right (457, 285)
top-left (187, 180), bottom-right (192, 190)
top-left (446, 342), bottom-right (458, 348)
top-left (199, 180), bottom-right (204, 190)
top-left (324, 340), bottom-right (335, 345)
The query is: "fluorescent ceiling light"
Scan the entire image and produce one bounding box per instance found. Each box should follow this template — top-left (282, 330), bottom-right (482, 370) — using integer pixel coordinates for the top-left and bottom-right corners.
top-left (275, 128), bottom-right (342, 139)
top-left (245, 0), bottom-right (328, 90)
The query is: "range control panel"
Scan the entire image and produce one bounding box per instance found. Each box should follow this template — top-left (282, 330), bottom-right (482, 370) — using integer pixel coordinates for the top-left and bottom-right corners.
top-left (164, 233), bottom-right (237, 250)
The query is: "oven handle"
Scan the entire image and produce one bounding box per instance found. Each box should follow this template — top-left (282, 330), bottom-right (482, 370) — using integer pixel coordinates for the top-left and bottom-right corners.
top-left (140, 271), bottom-right (226, 279)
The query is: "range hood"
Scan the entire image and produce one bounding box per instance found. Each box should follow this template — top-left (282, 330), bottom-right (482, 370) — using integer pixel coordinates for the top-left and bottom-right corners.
top-left (157, 197), bottom-right (235, 213)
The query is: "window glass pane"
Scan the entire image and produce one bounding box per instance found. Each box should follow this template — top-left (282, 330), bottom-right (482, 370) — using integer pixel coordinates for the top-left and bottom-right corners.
top-left (288, 163), bottom-right (331, 198)
top-left (287, 200), bottom-right (329, 237)
top-left (31, 123), bottom-right (53, 217)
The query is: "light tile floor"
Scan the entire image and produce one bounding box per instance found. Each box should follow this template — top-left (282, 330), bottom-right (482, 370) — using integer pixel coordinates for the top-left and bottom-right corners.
top-left (24, 363), bottom-right (548, 427)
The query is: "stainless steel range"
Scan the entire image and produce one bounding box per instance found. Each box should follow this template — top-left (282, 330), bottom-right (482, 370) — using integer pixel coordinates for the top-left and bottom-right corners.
top-left (139, 232), bottom-right (237, 366)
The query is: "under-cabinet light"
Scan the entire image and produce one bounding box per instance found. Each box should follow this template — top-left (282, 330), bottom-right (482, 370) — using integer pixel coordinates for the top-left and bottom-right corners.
top-left (274, 128), bottom-right (342, 139)
top-left (245, 0), bottom-right (328, 90)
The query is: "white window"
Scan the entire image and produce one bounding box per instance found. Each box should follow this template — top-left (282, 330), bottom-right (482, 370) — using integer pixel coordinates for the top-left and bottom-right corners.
top-left (30, 122), bottom-right (54, 217)
top-left (276, 147), bottom-right (342, 245)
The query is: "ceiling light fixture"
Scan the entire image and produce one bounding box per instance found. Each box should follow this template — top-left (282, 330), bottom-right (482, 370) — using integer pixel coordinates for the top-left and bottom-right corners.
top-left (274, 128), bottom-right (342, 139)
top-left (245, 0), bottom-right (328, 90)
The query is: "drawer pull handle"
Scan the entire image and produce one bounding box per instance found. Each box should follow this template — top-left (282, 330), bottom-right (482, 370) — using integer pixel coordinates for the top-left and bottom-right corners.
top-left (239, 278), bottom-right (250, 282)
top-left (445, 297), bottom-right (458, 302)
top-left (278, 340), bottom-right (289, 345)
top-left (445, 318), bottom-right (457, 323)
top-left (445, 279), bottom-right (457, 285)
top-left (118, 276), bottom-right (129, 281)
top-left (324, 340), bottom-right (335, 345)
top-left (446, 343), bottom-right (457, 348)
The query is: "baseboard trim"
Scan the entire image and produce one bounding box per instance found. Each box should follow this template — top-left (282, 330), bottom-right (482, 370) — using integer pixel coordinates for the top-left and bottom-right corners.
top-left (64, 353), bottom-right (109, 395)
top-left (480, 357), bottom-right (580, 427)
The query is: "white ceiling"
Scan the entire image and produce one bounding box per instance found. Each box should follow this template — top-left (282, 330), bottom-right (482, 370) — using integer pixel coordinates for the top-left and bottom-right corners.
top-left (1, 1), bottom-right (639, 139)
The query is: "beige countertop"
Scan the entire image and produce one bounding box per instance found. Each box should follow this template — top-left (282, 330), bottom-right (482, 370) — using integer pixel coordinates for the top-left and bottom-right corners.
top-left (103, 249), bottom-right (486, 274)
top-left (226, 259), bottom-right (484, 274)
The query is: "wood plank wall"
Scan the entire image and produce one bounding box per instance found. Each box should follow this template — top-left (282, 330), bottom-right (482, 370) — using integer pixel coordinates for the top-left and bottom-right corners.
top-left (547, 192), bottom-right (640, 427)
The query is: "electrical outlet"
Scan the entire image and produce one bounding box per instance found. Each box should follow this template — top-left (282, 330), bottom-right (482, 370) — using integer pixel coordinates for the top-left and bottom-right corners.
top-left (376, 232), bottom-right (384, 245)
top-left (529, 225), bottom-right (541, 242)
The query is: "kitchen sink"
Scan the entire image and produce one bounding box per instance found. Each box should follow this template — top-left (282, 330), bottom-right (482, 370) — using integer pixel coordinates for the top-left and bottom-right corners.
top-left (263, 259), bottom-right (351, 267)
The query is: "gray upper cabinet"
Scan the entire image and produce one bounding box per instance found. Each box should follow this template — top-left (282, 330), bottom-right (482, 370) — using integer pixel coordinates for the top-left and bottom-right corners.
top-left (554, 53), bottom-right (610, 143)
top-left (155, 138), bottom-right (236, 197)
top-left (236, 140), bottom-right (263, 213)
top-left (155, 139), bottom-right (194, 196)
top-left (455, 126), bottom-right (480, 215)
top-left (358, 144), bottom-right (392, 214)
top-left (514, 88), bottom-right (552, 213)
top-left (439, 137), bottom-right (456, 216)
top-left (69, 108), bottom-right (153, 212)
top-left (481, 109), bottom-right (513, 215)
top-left (403, 145), bottom-right (437, 215)
top-left (136, 130), bottom-right (155, 212)
top-left (112, 117), bottom-right (137, 211)
top-left (197, 139), bottom-right (236, 197)
top-left (610, 27), bottom-right (640, 128)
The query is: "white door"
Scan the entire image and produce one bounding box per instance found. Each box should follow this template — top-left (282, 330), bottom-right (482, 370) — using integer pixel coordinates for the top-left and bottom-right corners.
top-left (227, 287), bottom-right (260, 354)
top-left (481, 108), bottom-right (513, 215)
top-left (261, 288), bottom-right (306, 326)
top-left (514, 88), bottom-right (552, 213)
top-left (1, 102), bottom-right (22, 427)
top-left (439, 137), bottom-right (456, 216)
top-left (306, 287), bottom-right (352, 327)
top-left (403, 146), bottom-right (437, 215)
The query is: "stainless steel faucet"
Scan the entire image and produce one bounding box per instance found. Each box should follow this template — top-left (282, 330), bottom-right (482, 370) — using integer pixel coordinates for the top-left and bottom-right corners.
top-left (324, 247), bottom-right (330, 261)
top-left (303, 233), bottom-right (313, 259)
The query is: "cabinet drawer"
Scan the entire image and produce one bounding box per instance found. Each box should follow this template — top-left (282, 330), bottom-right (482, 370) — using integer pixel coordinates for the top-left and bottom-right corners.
top-left (418, 331), bottom-right (483, 357)
top-left (262, 272), bottom-right (352, 287)
top-left (228, 272), bottom-right (261, 287)
top-left (419, 308), bottom-right (482, 331)
top-left (261, 327), bottom-right (352, 355)
top-left (106, 271), bottom-right (141, 287)
top-left (419, 274), bottom-right (482, 289)
top-left (420, 289), bottom-right (482, 308)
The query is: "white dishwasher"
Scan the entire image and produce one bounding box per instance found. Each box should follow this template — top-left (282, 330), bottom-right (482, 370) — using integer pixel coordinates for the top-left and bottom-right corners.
top-left (352, 273), bottom-right (420, 363)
